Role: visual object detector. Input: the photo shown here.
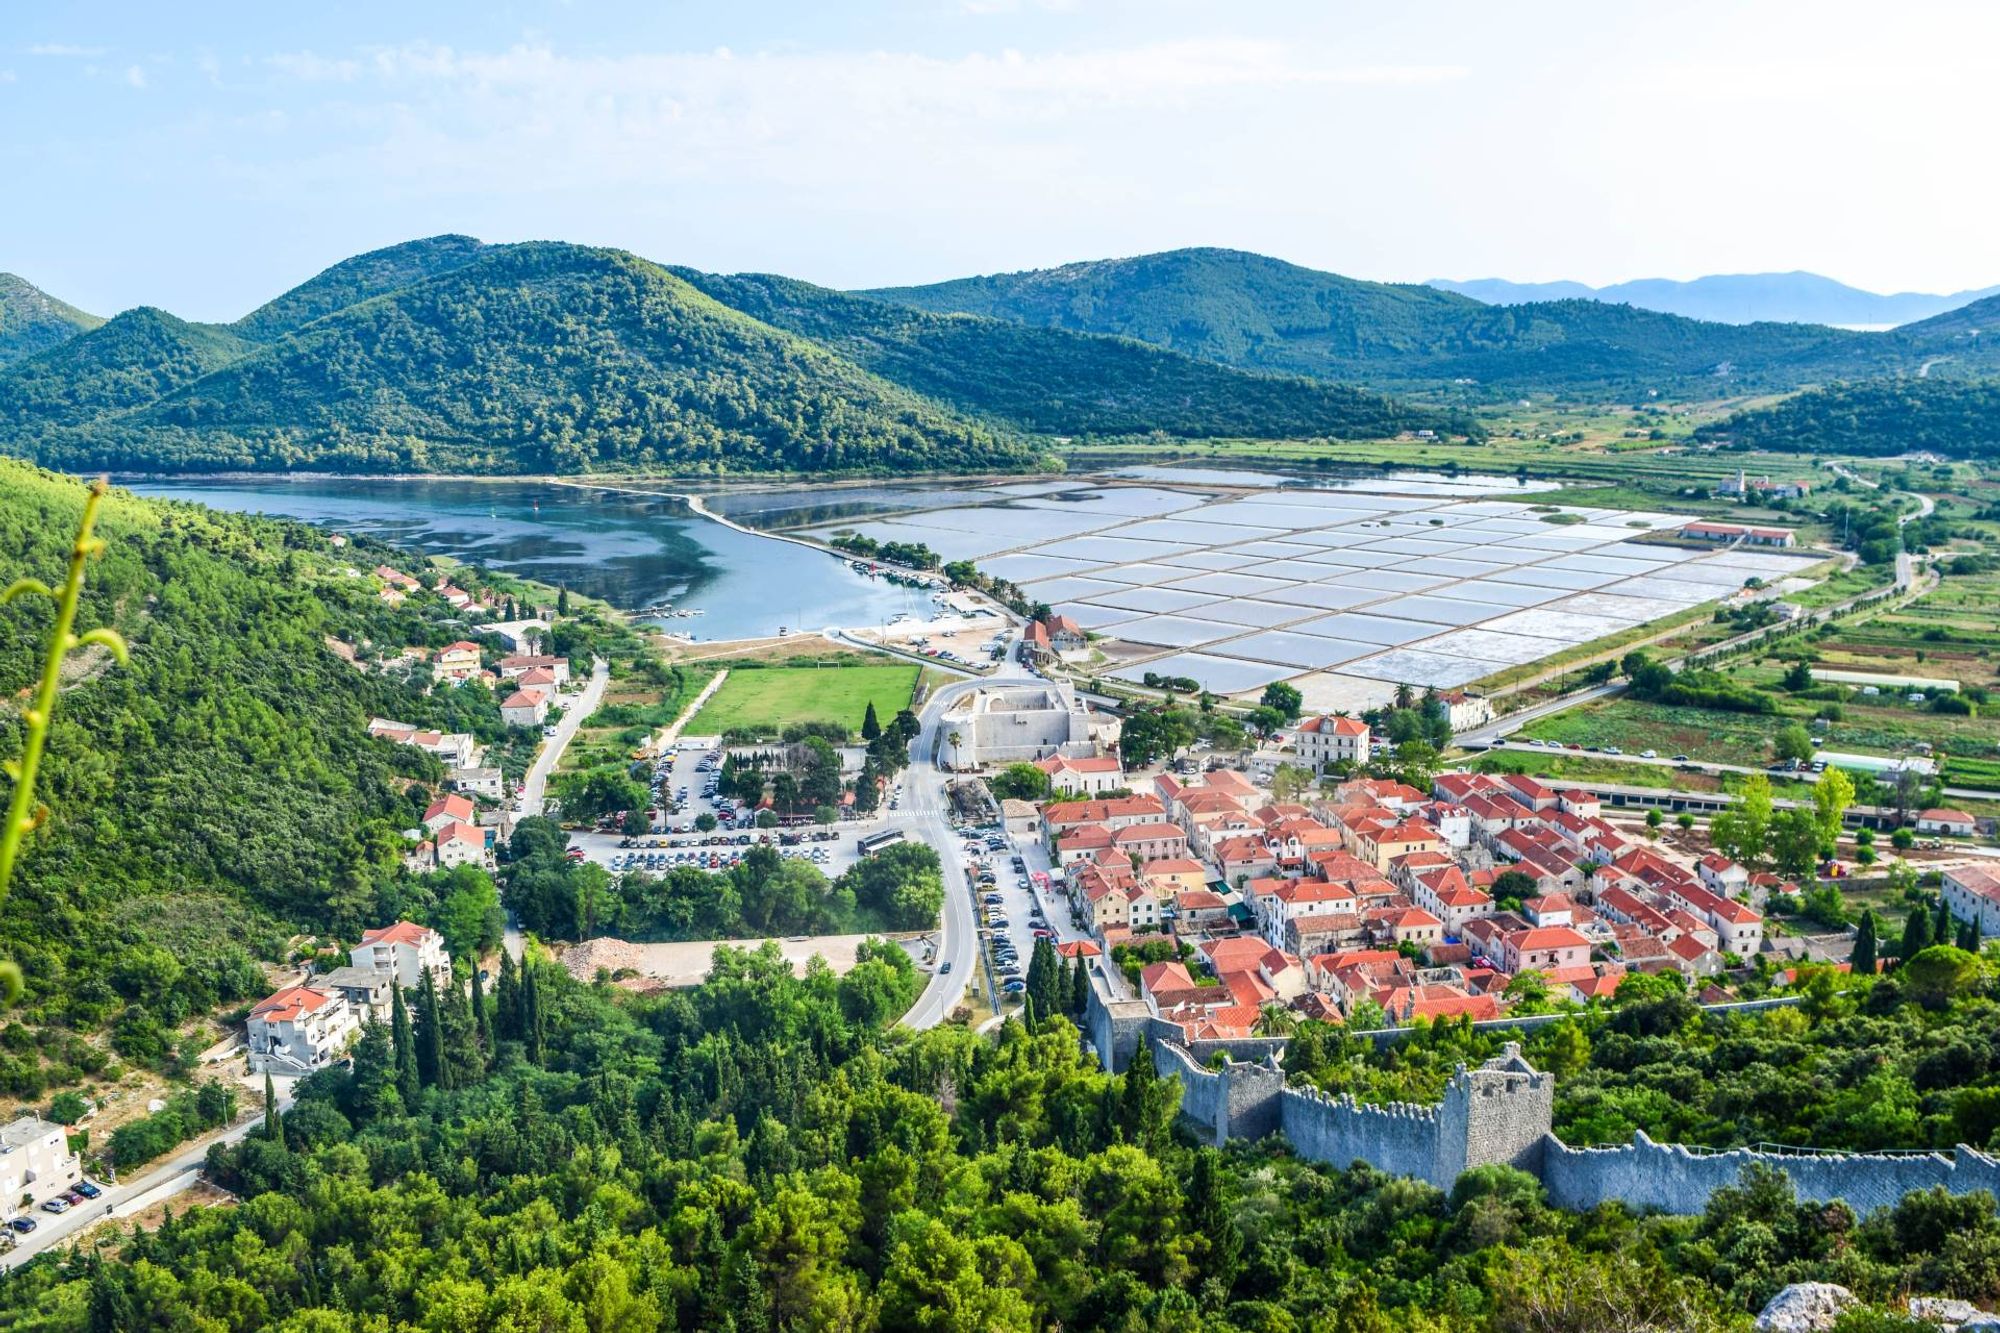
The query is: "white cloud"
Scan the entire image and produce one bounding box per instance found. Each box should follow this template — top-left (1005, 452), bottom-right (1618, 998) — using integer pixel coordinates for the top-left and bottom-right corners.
top-left (124, 64), bottom-right (146, 89)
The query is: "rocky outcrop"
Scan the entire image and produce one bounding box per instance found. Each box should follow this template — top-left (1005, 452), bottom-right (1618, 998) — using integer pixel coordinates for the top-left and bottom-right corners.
top-left (1754, 1283), bottom-right (1855, 1333)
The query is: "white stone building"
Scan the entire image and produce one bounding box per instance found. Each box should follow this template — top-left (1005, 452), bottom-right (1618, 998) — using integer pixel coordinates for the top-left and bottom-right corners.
top-left (247, 985), bottom-right (361, 1074)
top-left (351, 921), bottom-right (455, 991)
top-left (0, 1116), bottom-right (82, 1215)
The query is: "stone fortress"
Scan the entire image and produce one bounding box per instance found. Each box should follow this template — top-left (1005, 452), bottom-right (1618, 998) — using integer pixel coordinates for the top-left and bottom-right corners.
top-left (1087, 975), bottom-right (2000, 1217)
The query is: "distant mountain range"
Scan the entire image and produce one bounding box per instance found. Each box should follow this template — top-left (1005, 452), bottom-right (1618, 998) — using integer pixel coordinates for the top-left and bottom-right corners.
top-left (0, 238), bottom-right (1468, 477)
top-left (6, 239), bottom-right (1999, 478)
top-left (1428, 272), bottom-right (2000, 328)
top-left (866, 247), bottom-right (2000, 394)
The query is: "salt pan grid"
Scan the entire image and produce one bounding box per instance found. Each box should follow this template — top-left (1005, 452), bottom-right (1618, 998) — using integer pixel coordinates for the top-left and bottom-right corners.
top-left (804, 476), bottom-right (1820, 696)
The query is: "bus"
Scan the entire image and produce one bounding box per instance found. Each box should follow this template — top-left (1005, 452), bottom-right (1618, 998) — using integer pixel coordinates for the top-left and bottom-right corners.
top-left (856, 828), bottom-right (907, 857)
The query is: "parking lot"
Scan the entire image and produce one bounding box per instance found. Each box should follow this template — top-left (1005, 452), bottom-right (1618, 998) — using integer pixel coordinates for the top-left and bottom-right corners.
top-left (955, 818), bottom-right (1088, 1011)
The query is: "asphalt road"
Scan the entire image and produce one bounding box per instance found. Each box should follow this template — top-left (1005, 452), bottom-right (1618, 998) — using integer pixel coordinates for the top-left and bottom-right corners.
top-left (896, 646), bottom-right (1043, 1029)
top-left (0, 1086), bottom-right (295, 1272)
top-left (517, 656), bottom-right (609, 818)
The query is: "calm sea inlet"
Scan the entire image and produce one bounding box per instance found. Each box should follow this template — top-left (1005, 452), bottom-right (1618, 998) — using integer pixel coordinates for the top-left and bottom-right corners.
top-left (126, 478), bottom-right (938, 642)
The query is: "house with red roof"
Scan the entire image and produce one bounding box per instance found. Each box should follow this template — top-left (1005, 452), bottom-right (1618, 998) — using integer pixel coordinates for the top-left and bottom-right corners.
top-left (1944, 865), bottom-right (2000, 939)
top-left (248, 984), bottom-right (362, 1074)
top-left (432, 640), bottom-right (484, 685)
top-left (1035, 753), bottom-right (1125, 796)
top-left (501, 688), bottom-right (551, 728)
top-left (1294, 714), bottom-right (1371, 769)
top-left (351, 920), bottom-right (454, 992)
top-left (433, 820), bottom-right (491, 872)
top-left (423, 793), bottom-right (476, 832)
top-left (1497, 925), bottom-right (1590, 974)
top-left (1917, 808), bottom-right (1978, 837)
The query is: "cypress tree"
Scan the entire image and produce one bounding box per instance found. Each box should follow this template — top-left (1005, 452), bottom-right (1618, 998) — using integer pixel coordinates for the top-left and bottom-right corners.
top-left (522, 962), bottom-right (546, 1066)
top-left (496, 950), bottom-right (521, 1041)
top-left (861, 701), bottom-right (881, 741)
top-left (471, 964), bottom-right (492, 1053)
top-left (1959, 919), bottom-right (1981, 952)
top-left (1851, 910), bottom-right (1878, 976)
top-left (1901, 904), bottom-right (1932, 960)
top-left (390, 984), bottom-right (419, 1105)
top-left (1936, 897), bottom-right (1953, 945)
top-left (1070, 955), bottom-right (1091, 1015)
top-left (263, 1073), bottom-right (282, 1143)
top-left (415, 971), bottom-right (446, 1089)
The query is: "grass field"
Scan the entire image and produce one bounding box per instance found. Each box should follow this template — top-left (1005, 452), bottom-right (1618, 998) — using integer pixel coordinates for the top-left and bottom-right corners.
top-left (688, 663), bottom-right (919, 738)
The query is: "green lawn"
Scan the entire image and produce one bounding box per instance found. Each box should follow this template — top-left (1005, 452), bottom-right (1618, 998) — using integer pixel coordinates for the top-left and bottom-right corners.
top-left (688, 663), bottom-right (919, 738)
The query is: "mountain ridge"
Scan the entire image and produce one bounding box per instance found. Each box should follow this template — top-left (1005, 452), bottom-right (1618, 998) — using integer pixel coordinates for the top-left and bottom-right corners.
top-left (0, 273), bottom-right (104, 367)
top-left (1429, 270), bottom-right (2000, 327)
top-left (861, 246), bottom-right (1954, 393)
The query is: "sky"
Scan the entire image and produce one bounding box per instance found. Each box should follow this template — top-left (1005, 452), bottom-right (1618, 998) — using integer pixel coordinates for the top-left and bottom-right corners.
top-left (4, 0), bottom-right (1997, 321)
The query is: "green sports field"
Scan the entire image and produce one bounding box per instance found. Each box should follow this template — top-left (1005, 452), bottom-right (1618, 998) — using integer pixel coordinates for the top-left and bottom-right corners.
top-left (688, 663), bottom-right (919, 738)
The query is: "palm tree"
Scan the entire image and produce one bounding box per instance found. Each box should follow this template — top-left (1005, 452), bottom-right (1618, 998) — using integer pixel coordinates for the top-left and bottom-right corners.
top-left (1256, 1003), bottom-right (1298, 1037)
top-left (945, 731), bottom-right (962, 771)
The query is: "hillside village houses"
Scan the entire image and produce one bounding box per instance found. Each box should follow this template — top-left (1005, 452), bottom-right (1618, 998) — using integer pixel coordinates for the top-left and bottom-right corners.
top-left (432, 640), bottom-right (485, 686)
top-left (248, 921), bottom-right (454, 1073)
top-left (1038, 751), bottom-right (1793, 1040)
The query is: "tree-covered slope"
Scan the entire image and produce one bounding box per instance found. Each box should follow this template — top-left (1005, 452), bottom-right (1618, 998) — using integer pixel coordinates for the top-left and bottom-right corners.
top-left (677, 267), bottom-right (1475, 439)
top-left (865, 247), bottom-right (1980, 394)
top-left (1698, 378), bottom-right (2000, 458)
top-left (0, 463), bottom-right (508, 1047)
top-left (231, 233), bottom-right (491, 341)
top-left (0, 306), bottom-right (250, 428)
top-left (4, 243), bottom-right (1042, 476)
top-left (0, 273), bottom-right (103, 367)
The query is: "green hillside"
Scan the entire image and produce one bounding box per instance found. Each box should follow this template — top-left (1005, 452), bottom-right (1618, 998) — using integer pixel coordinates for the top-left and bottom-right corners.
top-left (0, 273), bottom-right (102, 367)
top-left (0, 463), bottom-right (481, 1051)
top-left (0, 307), bottom-right (249, 428)
top-left (2, 242), bottom-right (1042, 476)
top-left (231, 233), bottom-right (490, 341)
top-left (1699, 377), bottom-right (2000, 458)
top-left (864, 246), bottom-right (1981, 394)
top-left (677, 267), bottom-right (1475, 439)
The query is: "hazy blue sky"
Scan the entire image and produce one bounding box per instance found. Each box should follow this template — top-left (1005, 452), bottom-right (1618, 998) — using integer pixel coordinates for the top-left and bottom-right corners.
top-left (6, 1), bottom-right (1994, 320)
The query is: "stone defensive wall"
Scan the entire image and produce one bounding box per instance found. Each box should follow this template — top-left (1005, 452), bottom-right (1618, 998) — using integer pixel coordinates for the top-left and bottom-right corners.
top-left (1085, 964), bottom-right (2000, 1216)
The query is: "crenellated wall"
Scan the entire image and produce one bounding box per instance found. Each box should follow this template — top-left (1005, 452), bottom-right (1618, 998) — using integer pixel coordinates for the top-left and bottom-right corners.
top-left (1088, 964), bottom-right (2000, 1218)
top-left (1543, 1132), bottom-right (2000, 1217)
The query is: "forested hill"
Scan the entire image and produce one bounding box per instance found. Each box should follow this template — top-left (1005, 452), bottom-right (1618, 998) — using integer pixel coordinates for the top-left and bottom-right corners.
top-left (864, 246), bottom-right (1997, 395)
top-left (0, 463), bottom-right (511, 1060)
top-left (0, 242), bottom-right (1042, 477)
top-left (230, 233), bottom-right (490, 342)
top-left (0, 273), bottom-right (102, 367)
top-left (1699, 378), bottom-right (2000, 458)
top-left (0, 306), bottom-right (250, 429)
top-left (675, 267), bottom-right (1477, 440)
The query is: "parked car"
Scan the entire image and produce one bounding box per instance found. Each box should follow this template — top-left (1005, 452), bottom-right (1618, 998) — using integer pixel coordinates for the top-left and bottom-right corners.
top-left (40, 1198), bottom-right (69, 1214)
top-left (74, 1181), bottom-right (101, 1200)
top-left (8, 1217), bottom-right (35, 1234)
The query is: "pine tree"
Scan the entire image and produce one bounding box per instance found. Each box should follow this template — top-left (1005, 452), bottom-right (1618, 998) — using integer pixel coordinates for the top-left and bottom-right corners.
top-left (496, 949), bottom-right (521, 1041)
top-left (861, 701), bottom-right (881, 741)
top-left (391, 985), bottom-right (419, 1106)
top-left (415, 971), bottom-right (446, 1089)
top-left (1851, 910), bottom-right (1878, 976)
top-left (263, 1073), bottom-right (282, 1144)
top-left (1901, 904), bottom-right (1932, 960)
